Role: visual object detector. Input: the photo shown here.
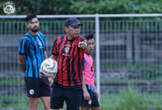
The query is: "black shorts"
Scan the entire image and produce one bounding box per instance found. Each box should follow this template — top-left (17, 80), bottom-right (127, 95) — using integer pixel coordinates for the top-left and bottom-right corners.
top-left (81, 89), bottom-right (100, 108)
top-left (51, 83), bottom-right (82, 110)
top-left (24, 77), bottom-right (50, 98)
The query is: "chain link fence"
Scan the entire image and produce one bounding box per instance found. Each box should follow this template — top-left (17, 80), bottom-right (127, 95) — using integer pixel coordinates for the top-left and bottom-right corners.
top-left (0, 15), bottom-right (162, 109)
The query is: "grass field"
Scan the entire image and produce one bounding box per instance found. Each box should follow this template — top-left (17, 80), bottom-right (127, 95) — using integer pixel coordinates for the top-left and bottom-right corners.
top-left (100, 87), bottom-right (162, 110)
top-left (1, 62), bottom-right (162, 110)
top-left (1, 87), bottom-right (162, 110)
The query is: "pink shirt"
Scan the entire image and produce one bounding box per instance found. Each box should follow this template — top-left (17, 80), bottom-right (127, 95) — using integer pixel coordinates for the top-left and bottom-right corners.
top-left (83, 53), bottom-right (96, 89)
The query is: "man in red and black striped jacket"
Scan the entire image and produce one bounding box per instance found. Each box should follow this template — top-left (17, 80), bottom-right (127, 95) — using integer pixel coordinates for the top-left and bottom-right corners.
top-left (50, 17), bottom-right (89, 110)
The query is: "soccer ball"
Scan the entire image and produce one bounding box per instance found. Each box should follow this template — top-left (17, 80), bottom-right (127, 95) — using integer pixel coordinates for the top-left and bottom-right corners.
top-left (39, 58), bottom-right (58, 77)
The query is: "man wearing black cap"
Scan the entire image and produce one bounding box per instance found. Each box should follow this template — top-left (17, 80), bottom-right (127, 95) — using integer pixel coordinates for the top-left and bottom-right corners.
top-left (50, 17), bottom-right (88, 110)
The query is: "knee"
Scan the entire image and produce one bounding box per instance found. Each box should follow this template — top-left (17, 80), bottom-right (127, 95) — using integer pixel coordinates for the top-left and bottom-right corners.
top-left (44, 103), bottom-right (51, 110)
top-left (44, 106), bottom-right (50, 110)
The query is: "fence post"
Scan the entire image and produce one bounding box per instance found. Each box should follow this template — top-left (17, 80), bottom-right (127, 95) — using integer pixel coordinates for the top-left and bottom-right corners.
top-left (134, 29), bottom-right (141, 62)
top-left (126, 30), bottom-right (133, 64)
top-left (95, 14), bottom-right (100, 98)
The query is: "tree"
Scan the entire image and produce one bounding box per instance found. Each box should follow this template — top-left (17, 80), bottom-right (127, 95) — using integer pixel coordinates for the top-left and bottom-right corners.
top-left (0, 0), bottom-right (162, 15)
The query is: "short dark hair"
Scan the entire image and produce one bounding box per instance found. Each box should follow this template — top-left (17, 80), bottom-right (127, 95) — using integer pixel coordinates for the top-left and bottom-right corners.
top-left (84, 33), bottom-right (94, 40)
top-left (25, 14), bottom-right (37, 22)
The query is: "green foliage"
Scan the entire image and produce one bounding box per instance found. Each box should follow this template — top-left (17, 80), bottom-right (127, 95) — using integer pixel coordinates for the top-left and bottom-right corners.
top-left (116, 86), bottom-right (146, 110)
top-left (70, 0), bottom-right (162, 14)
top-left (100, 87), bottom-right (162, 110)
top-left (1, 0), bottom-right (162, 15)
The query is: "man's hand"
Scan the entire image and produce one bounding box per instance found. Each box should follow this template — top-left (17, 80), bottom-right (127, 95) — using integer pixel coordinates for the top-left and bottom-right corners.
top-left (94, 91), bottom-right (99, 99)
top-left (82, 85), bottom-right (90, 100)
top-left (83, 89), bottom-right (90, 100)
top-left (40, 71), bottom-right (48, 78)
top-left (40, 70), bottom-right (53, 86)
top-left (48, 77), bottom-right (53, 86)
top-left (39, 69), bottom-right (53, 78)
top-left (78, 41), bottom-right (87, 49)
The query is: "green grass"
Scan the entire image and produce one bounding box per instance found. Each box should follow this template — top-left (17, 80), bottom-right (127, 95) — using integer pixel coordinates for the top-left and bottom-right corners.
top-left (0, 101), bottom-right (43, 110)
top-left (100, 87), bottom-right (162, 110)
top-left (1, 62), bottom-right (162, 109)
top-left (1, 87), bottom-right (162, 110)
top-left (0, 78), bottom-right (24, 86)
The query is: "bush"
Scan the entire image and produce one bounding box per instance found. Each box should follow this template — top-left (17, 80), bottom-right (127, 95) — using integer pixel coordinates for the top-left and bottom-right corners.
top-left (116, 86), bottom-right (147, 110)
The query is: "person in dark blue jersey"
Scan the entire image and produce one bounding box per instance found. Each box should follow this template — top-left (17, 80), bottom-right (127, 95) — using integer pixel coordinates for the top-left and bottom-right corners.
top-left (18, 14), bottom-right (51, 110)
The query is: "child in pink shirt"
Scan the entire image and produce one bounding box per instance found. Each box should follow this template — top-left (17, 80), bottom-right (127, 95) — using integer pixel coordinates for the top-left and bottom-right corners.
top-left (81, 33), bottom-right (100, 110)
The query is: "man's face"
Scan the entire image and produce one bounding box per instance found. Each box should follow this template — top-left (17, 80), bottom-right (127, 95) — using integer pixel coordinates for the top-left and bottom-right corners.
top-left (85, 38), bottom-right (95, 54)
top-left (65, 25), bottom-right (80, 39)
top-left (26, 17), bottom-right (39, 33)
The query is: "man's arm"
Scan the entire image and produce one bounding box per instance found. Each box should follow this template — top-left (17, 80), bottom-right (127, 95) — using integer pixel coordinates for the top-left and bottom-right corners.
top-left (18, 55), bottom-right (26, 72)
top-left (44, 51), bottom-right (48, 59)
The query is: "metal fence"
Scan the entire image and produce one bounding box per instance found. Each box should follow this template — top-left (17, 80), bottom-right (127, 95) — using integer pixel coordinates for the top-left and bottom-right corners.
top-left (1, 14), bottom-right (162, 109)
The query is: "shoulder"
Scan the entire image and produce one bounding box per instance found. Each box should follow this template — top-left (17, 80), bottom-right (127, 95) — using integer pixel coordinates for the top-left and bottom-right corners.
top-left (37, 31), bottom-right (45, 36)
top-left (57, 35), bottom-right (62, 39)
top-left (84, 53), bottom-right (88, 59)
top-left (84, 54), bottom-right (93, 60)
top-left (79, 36), bottom-right (85, 41)
top-left (81, 36), bottom-right (86, 40)
top-left (83, 54), bottom-right (87, 60)
top-left (60, 35), bottom-right (66, 39)
top-left (37, 32), bottom-right (45, 39)
top-left (19, 34), bottom-right (31, 47)
top-left (21, 34), bottom-right (31, 42)
top-left (76, 36), bottom-right (86, 43)
top-left (74, 36), bottom-right (84, 42)
top-left (56, 35), bottom-right (65, 42)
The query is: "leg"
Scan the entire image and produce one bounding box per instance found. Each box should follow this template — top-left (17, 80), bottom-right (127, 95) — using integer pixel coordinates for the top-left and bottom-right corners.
top-left (29, 97), bottom-right (39, 110)
top-left (92, 107), bottom-right (100, 110)
top-left (81, 106), bottom-right (90, 110)
top-left (91, 91), bottom-right (100, 110)
top-left (81, 89), bottom-right (91, 110)
top-left (24, 78), bottom-right (40, 110)
top-left (41, 96), bottom-right (51, 110)
top-left (39, 78), bottom-right (51, 110)
top-left (50, 83), bottom-right (64, 110)
top-left (65, 86), bottom-right (82, 110)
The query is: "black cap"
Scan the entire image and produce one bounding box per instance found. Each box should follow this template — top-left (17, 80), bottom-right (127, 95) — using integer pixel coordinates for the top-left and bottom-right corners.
top-left (65, 17), bottom-right (82, 27)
